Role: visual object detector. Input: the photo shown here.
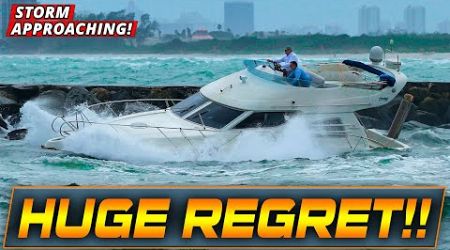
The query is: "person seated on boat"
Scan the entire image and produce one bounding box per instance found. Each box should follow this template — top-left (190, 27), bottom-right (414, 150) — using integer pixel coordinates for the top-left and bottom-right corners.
top-left (286, 61), bottom-right (312, 87)
top-left (267, 47), bottom-right (299, 76)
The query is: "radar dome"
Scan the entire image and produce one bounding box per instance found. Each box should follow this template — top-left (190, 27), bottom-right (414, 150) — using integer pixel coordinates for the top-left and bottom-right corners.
top-left (369, 46), bottom-right (384, 63)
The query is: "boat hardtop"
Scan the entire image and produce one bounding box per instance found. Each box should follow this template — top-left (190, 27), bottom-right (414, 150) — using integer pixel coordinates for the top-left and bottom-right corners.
top-left (200, 59), bottom-right (407, 114)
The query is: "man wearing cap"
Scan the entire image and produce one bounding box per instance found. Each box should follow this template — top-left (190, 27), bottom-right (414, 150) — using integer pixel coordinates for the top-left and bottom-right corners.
top-left (267, 47), bottom-right (300, 76)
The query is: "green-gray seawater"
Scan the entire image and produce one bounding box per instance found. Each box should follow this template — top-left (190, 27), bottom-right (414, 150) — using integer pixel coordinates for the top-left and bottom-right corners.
top-left (0, 54), bottom-right (449, 247)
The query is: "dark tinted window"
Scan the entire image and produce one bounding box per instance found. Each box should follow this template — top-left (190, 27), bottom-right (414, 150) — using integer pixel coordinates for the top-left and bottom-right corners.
top-left (171, 93), bottom-right (208, 117)
top-left (235, 113), bottom-right (286, 129)
top-left (187, 102), bottom-right (243, 129)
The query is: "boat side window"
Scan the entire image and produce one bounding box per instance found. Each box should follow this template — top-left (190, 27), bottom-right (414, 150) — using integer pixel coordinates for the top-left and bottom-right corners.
top-left (235, 112), bottom-right (287, 129)
top-left (187, 102), bottom-right (243, 129)
top-left (171, 93), bottom-right (208, 117)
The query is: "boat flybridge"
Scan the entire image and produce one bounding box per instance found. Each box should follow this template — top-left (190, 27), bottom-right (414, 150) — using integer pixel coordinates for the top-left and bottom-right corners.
top-left (44, 48), bottom-right (409, 157)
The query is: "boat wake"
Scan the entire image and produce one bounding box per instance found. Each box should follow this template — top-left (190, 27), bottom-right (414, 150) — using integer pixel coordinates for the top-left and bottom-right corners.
top-left (19, 100), bottom-right (329, 164)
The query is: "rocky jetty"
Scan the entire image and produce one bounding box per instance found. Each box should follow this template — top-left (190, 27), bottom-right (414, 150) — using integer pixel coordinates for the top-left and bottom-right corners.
top-left (0, 84), bottom-right (198, 139)
top-left (0, 82), bottom-right (448, 140)
top-left (357, 82), bottom-right (450, 129)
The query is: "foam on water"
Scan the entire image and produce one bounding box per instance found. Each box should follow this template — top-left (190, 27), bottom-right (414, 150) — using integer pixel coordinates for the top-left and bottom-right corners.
top-left (20, 100), bottom-right (61, 145)
top-left (18, 99), bottom-right (329, 163)
top-left (211, 116), bottom-right (327, 162)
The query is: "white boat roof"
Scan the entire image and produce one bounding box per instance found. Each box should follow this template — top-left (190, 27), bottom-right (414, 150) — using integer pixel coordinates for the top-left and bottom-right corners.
top-left (200, 60), bottom-right (407, 113)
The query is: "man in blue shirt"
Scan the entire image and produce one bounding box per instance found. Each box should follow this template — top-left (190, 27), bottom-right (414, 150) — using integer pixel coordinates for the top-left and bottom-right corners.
top-left (286, 61), bottom-right (312, 87)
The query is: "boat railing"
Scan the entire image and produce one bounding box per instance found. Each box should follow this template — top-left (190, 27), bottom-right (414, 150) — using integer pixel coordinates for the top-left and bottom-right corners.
top-left (51, 98), bottom-right (183, 136)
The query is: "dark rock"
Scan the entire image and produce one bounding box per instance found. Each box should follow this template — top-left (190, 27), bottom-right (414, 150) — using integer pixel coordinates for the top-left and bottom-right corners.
top-left (5, 128), bottom-right (28, 140)
top-left (40, 85), bottom-right (70, 93)
top-left (35, 90), bottom-right (67, 115)
top-left (147, 87), bottom-right (199, 100)
top-left (130, 88), bottom-right (152, 99)
top-left (357, 96), bottom-right (403, 130)
top-left (429, 83), bottom-right (450, 94)
top-left (164, 87), bottom-right (199, 99)
top-left (413, 111), bottom-right (442, 126)
top-left (418, 97), bottom-right (449, 116)
top-left (64, 87), bottom-right (99, 109)
top-left (445, 108), bottom-right (450, 124)
top-left (0, 104), bottom-right (21, 126)
top-left (148, 88), bottom-right (170, 99)
top-left (405, 103), bottom-right (418, 122)
top-left (406, 86), bottom-right (428, 104)
top-left (90, 88), bottom-right (110, 102)
top-left (67, 183), bottom-right (80, 186)
top-left (40, 89), bottom-right (67, 100)
top-left (110, 89), bottom-right (132, 100)
top-left (10, 85), bottom-right (40, 102)
top-left (429, 93), bottom-right (443, 99)
top-left (0, 115), bottom-right (7, 130)
top-left (356, 114), bottom-right (384, 129)
top-left (0, 90), bottom-right (17, 105)
top-left (387, 96), bottom-right (405, 117)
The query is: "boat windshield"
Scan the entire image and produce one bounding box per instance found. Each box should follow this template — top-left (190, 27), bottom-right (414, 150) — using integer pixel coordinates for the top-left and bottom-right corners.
top-left (171, 93), bottom-right (208, 117)
top-left (172, 93), bottom-right (243, 129)
top-left (186, 102), bottom-right (243, 129)
top-left (243, 60), bottom-right (311, 86)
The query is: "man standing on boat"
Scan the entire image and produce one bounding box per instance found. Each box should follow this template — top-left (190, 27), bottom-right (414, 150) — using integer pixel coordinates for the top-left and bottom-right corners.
top-left (287, 61), bottom-right (311, 87)
top-left (267, 47), bottom-right (299, 76)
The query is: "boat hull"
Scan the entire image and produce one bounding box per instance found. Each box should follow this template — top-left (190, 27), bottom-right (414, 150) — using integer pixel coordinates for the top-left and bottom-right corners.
top-left (42, 112), bottom-right (408, 160)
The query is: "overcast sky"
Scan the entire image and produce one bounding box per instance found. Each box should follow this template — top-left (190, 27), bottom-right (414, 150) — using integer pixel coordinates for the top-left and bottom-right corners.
top-left (44, 0), bottom-right (450, 35)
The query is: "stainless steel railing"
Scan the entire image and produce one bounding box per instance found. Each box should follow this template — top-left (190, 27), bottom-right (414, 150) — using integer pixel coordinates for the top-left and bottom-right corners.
top-left (51, 98), bottom-right (183, 136)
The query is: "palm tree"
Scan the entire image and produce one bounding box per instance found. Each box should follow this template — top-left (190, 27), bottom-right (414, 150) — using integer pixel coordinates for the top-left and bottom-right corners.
top-left (96, 13), bottom-right (105, 20)
top-left (187, 27), bottom-right (192, 38)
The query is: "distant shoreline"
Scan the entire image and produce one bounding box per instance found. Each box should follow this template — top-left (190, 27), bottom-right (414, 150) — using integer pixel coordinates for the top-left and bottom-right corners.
top-left (2, 34), bottom-right (450, 55)
top-left (1, 52), bottom-right (450, 59)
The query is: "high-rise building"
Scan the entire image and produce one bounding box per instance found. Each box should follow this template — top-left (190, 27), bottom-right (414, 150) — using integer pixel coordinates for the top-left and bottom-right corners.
top-left (404, 5), bottom-right (426, 34)
top-left (438, 19), bottom-right (450, 34)
top-left (0, 0), bottom-right (11, 39)
top-left (358, 5), bottom-right (380, 35)
top-left (1, 0), bottom-right (37, 39)
top-left (224, 1), bottom-right (254, 36)
top-left (126, 0), bottom-right (142, 20)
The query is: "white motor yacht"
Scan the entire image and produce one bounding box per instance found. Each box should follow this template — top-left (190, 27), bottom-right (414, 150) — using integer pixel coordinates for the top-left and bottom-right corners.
top-left (44, 47), bottom-right (410, 157)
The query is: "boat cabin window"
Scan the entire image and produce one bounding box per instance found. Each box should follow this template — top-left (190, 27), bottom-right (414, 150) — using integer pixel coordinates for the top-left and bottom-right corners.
top-left (171, 93), bottom-right (208, 117)
top-left (235, 112), bottom-right (287, 129)
top-left (187, 102), bottom-right (243, 129)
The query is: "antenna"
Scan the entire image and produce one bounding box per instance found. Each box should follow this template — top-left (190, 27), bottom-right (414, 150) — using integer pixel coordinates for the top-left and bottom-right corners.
top-left (389, 38), bottom-right (394, 54)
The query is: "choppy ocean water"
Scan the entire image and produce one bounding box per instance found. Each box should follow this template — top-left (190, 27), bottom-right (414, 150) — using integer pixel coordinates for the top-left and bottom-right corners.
top-left (0, 53), bottom-right (449, 247)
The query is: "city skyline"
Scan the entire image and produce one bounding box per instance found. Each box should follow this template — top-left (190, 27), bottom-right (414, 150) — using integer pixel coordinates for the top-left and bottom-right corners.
top-left (2, 0), bottom-right (449, 36)
top-left (358, 5), bottom-right (427, 35)
top-left (358, 5), bottom-right (381, 35)
top-left (39, 0), bottom-right (450, 35)
top-left (404, 5), bottom-right (426, 34)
